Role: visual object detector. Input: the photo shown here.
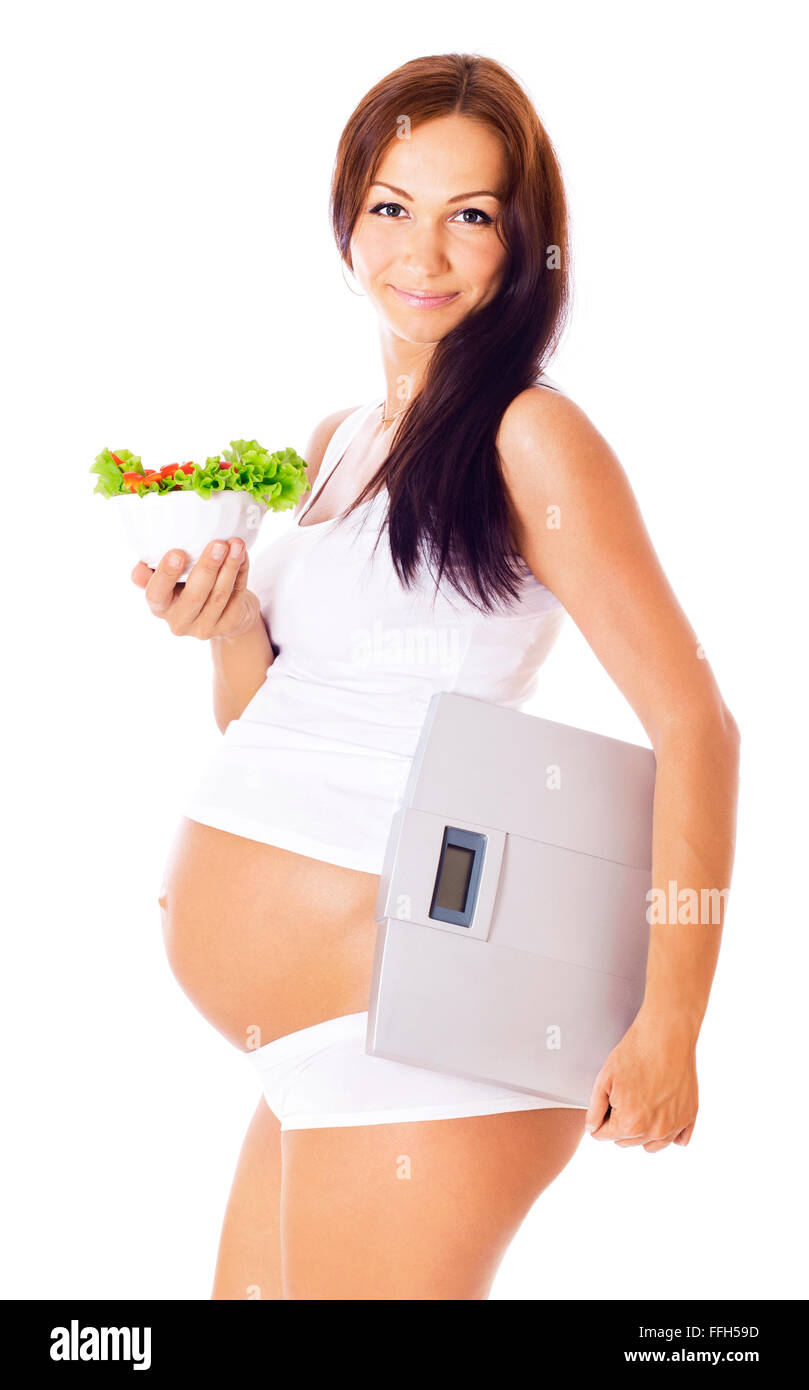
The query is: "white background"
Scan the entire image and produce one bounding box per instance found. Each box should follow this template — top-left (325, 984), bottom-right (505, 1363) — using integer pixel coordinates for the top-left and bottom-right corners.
top-left (2, 0), bottom-right (806, 1301)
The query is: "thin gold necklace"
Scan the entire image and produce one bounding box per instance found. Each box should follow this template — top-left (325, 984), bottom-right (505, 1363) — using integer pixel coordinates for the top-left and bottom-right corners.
top-left (380, 401), bottom-right (408, 427)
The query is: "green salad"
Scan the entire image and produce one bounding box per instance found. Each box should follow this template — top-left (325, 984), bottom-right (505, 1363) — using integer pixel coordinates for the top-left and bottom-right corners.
top-left (90, 440), bottom-right (309, 509)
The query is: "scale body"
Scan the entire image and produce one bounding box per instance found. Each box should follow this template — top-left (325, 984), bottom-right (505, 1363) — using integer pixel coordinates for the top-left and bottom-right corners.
top-left (367, 692), bottom-right (657, 1107)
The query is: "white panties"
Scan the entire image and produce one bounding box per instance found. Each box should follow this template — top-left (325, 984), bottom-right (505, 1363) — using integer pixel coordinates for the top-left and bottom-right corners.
top-left (248, 1010), bottom-right (586, 1131)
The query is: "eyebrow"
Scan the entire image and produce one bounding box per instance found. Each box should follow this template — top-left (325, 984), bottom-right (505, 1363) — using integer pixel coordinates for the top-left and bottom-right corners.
top-left (370, 181), bottom-right (502, 203)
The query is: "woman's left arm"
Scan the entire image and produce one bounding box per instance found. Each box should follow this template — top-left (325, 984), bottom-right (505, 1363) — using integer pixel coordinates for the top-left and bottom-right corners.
top-left (497, 388), bottom-right (741, 1154)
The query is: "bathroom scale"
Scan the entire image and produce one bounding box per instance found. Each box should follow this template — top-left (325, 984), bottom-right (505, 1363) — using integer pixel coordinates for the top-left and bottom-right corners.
top-left (366, 692), bottom-right (657, 1107)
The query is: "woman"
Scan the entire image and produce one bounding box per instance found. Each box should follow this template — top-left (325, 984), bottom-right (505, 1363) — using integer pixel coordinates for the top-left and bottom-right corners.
top-left (138, 54), bottom-right (740, 1300)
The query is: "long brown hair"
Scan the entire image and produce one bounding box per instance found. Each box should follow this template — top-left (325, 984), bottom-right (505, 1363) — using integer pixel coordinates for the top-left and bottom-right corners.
top-left (330, 53), bottom-right (572, 612)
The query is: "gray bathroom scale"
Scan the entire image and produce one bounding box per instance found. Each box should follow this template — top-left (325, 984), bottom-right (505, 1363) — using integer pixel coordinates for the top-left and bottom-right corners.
top-left (366, 692), bottom-right (657, 1107)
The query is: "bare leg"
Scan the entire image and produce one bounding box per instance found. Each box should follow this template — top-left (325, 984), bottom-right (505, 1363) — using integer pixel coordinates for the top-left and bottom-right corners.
top-left (281, 1105), bottom-right (585, 1300)
top-left (211, 1098), bottom-right (284, 1300)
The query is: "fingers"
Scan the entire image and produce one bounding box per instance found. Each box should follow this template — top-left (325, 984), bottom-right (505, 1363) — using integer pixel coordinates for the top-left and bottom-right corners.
top-left (168, 539), bottom-right (240, 630)
top-left (196, 541), bottom-right (250, 631)
top-left (214, 562), bottom-right (260, 637)
top-left (143, 539), bottom-right (251, 636)
top-left (136, 540), bottom-right (252, 637)
top-left (143, 550), bottom-right (187, 616)
top-left (597, 1113), bottom-right (689, 1149)
top-left (130, 560), bottom-right (154, 590)
top-left (591, 1113), bottom-right (646, 1143)
top-left (230, 546), bottom-right (251, 594)
top-left (584, 1073), bottom-right (611, 1137)
top-left (617, 1127), bottom-right (678, 1151)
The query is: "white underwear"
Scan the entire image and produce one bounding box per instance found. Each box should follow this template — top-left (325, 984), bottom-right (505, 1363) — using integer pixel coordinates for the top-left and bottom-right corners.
top-left (247, 1011), bottom-right (586, 1131)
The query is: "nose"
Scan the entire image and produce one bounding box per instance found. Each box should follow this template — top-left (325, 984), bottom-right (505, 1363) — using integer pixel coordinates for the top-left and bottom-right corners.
top-left (400, 220), bottom-right (451, 280)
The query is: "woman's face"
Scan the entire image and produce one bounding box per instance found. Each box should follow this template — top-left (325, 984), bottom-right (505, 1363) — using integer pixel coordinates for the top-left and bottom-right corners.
top-left (349, 113), bottom-right (509, 347)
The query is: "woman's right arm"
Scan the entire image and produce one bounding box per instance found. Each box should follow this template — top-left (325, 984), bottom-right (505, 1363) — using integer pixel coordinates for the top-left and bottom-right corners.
top-left (132, 537), bottom-right (271, 734)
top-left (209, 599), bottom-right (274, 733)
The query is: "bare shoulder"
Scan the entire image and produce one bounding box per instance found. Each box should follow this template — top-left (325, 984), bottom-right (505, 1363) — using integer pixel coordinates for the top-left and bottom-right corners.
top-left (303, 406), bottom-right (362, 488)
top-left (493, 385), bottom-right (737, 746)
top-left (496, 383), bottom-right (624, 504)
top-left (290, 406), bottom-right (362, 520)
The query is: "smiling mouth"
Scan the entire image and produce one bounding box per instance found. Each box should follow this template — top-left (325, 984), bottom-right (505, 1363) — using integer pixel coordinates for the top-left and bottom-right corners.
top-left (389, 285), bottom-right (461, 308)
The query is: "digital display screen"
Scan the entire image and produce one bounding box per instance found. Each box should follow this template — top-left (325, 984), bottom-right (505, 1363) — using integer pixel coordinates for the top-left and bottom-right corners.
top-left (435, 844), bottom-right (475, 913)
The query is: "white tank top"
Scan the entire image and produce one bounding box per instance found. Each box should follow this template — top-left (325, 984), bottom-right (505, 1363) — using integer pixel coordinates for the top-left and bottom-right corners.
top-left (183, 380), bottom-right (568, 873)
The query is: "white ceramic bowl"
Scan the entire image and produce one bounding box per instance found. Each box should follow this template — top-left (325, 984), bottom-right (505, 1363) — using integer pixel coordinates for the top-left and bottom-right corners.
top-left (112, 489), bottom-right (268, 580)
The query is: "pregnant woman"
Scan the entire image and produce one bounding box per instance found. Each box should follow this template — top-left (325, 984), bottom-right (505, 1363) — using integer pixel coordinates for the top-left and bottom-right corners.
top-left (138, 54), bottom-right (740, 1300)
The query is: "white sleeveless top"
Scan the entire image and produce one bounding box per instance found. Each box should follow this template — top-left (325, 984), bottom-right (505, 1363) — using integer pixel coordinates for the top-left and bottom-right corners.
top-left (183, 380), bottom-right (567, 873)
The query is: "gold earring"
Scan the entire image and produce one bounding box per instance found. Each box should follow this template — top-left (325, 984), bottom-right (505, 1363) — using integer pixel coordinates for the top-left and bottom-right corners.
top-left (341, 261), bottom-right (364, 297)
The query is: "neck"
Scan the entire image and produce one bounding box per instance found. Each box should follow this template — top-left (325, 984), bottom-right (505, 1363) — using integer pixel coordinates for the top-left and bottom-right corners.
top-left (378, 325), bottom-right (435, 416)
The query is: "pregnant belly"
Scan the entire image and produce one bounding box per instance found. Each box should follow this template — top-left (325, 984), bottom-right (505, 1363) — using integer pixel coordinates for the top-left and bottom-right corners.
top-left (159, 818), bottom-right (381, 1050)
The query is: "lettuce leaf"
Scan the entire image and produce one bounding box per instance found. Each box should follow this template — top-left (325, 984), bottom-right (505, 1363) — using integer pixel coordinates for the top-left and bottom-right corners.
top-left (90, 441), bottom-right (310, 509)
top-left (90, 448), bottom-right (143, 497)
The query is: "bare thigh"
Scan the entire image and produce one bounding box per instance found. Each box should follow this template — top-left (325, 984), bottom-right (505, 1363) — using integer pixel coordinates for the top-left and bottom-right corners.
top-left (281, 1105), bottom-right (586, 1301)
top-left (211, 1098), bottom-right (284, 1301)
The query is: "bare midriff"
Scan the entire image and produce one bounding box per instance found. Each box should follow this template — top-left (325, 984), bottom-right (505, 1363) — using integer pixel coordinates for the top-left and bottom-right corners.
top-left (158, 817), bottom-right (381, 1052)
